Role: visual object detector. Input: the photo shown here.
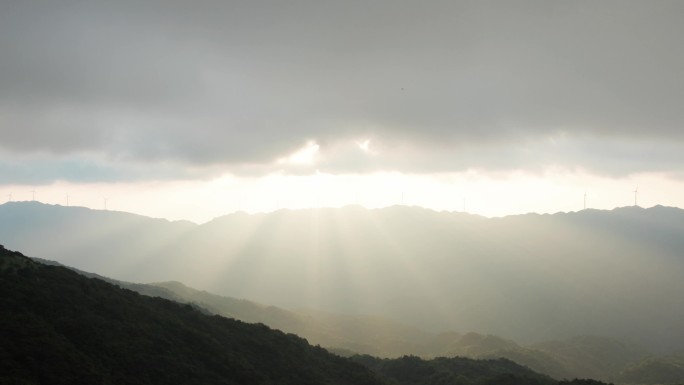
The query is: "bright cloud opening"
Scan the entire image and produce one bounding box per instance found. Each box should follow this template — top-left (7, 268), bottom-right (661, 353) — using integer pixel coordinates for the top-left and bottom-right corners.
top-left (278, 142), bottom-right (320, 165)
top-left (357, 139), bottom-right (371, 153)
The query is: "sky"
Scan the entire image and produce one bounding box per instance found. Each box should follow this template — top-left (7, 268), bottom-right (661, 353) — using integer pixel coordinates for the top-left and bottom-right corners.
top-left (2, 0), bottom-right (684, 223)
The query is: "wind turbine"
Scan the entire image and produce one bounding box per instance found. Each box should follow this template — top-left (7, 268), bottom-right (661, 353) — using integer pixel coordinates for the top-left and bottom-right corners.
top-left (633, 186), bottom-right (638, 206)
top-left (66, 193), bottom-right (70, 207)
top-left (6, 193), bottom-right (11, 202)
top-left (30, 189), bottom-right (36, 201)
top-left (103, 197), bottom-right (109, 210)
top-left (583, 192), bottom-right (587, 210)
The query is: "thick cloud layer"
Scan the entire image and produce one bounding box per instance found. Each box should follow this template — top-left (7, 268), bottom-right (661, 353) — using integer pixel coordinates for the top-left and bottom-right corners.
top-left (2, 0), bottom-right (683, 182)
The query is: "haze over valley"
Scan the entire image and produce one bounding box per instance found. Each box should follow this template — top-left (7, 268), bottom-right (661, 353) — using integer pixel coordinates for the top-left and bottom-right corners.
top-left (3, 202), bottom-right (684, 360)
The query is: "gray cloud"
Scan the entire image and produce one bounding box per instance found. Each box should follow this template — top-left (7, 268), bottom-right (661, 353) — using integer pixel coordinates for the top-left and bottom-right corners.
top-left (2, 0), bottom-right (684, 183)
top-left (0, 151), bottom-right (216, 185)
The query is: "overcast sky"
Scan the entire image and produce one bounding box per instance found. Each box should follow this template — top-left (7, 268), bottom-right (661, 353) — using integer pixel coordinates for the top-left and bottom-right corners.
top-left (2, 1), bottom-right (684, 221)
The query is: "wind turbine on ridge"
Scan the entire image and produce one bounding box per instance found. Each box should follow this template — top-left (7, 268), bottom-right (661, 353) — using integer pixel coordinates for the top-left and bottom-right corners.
top-left (633, 186), bottom-right (638, 206)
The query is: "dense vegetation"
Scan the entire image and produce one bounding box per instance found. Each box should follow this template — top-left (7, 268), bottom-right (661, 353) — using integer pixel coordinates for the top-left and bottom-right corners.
top-left (1, 244), bottom-right (626, 385)
top-left (353, 355), bottom-right (555, 385)
top-left (129, 281), bottom-right (650, 381)
top-left (0, 245), bottom-right (384, 385)
top-left (29, 257), bottom-right (655, 382)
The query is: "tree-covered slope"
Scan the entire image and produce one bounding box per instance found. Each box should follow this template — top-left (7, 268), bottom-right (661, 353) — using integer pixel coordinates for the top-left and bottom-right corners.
top-left (1, 244), bottom-right (602, 385)
top-left (615, 354), bottom-right (684, 384)
top-left (529, 336), bottom-right (647, 381)
top-left (141, 281), bottom-right (649, 382)
top-left (149, 280), bottom-right (431, 358)
top-left (0, 245), bottom-right (386, 385)
top-left (26, 256), bottom-right (652, 382)
top-left (352, 355), bottom-right (556, 385)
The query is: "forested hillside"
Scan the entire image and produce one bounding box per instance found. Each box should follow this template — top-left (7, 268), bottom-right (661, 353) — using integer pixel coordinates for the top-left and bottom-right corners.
top-left (0, 245), bottom-right (384, 385)
top-left (3, 244), bottom-right (612, 385)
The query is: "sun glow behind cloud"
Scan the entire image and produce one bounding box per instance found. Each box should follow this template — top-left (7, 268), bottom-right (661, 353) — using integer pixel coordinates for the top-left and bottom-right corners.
top-left (278, 141), bottom-right (320, 165)
top-left (357, 139), bottom-right (372, 153)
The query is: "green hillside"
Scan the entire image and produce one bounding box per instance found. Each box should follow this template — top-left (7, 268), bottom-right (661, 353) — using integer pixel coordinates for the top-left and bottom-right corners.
top-left (353, 355), bottom-right (555, 385)
top-left (0, 245), bottom-right (384, 385)
top-left (29, 255), bottom-right (656, 382)
top-left (150, 280), bottom-right (431, 357)
top-left (1, 244), bottom-right (598, 385)
top-left (140, 281), bottom-right (649, 381)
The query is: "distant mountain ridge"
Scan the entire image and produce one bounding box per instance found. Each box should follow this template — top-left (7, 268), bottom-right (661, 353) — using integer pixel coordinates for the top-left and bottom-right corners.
top-left (615, 354), bottom-right (684, 384)
top-left (2, 201), bottom-right (684, 354)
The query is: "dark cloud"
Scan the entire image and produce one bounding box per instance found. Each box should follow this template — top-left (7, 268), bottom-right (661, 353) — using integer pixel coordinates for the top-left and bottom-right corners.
top-left (0, 152), bottom-right (214, 185)
top-left (2, 0), bottom-right (684, 183)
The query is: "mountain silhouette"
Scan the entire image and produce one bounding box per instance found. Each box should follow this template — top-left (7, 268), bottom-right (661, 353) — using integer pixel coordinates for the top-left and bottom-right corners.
top-left (22, 256), bottom-right (655, 382)
top-left (1, 244), bottom-right (576, 385)
top-left (0, 244), bottom-right (388, 385)
top-left (2, 201), bottom-right (684, 353)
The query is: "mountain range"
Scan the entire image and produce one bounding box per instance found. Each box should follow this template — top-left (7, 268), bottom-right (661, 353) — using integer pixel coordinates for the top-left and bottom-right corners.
top-left (95, 277), bottom-right (670, 382)
top-left (3, 240), bottom-right (683, 383)
top-left (2, 201), bottom-right (684, 355)
top-left (119, 280), bottom-right (655, 381)
top-left (26, 258), bottom-right (647, 381)
top-left (1, 244), bottom-right (568, 385)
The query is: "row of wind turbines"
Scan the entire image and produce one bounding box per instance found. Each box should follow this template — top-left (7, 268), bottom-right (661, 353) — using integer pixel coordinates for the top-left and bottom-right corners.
top-left (581, 186), bottom-right (639, 210)
top-left (3, 190), bottom-right (111, 210)
top-left (4, 187), bottom-right (642, 213)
